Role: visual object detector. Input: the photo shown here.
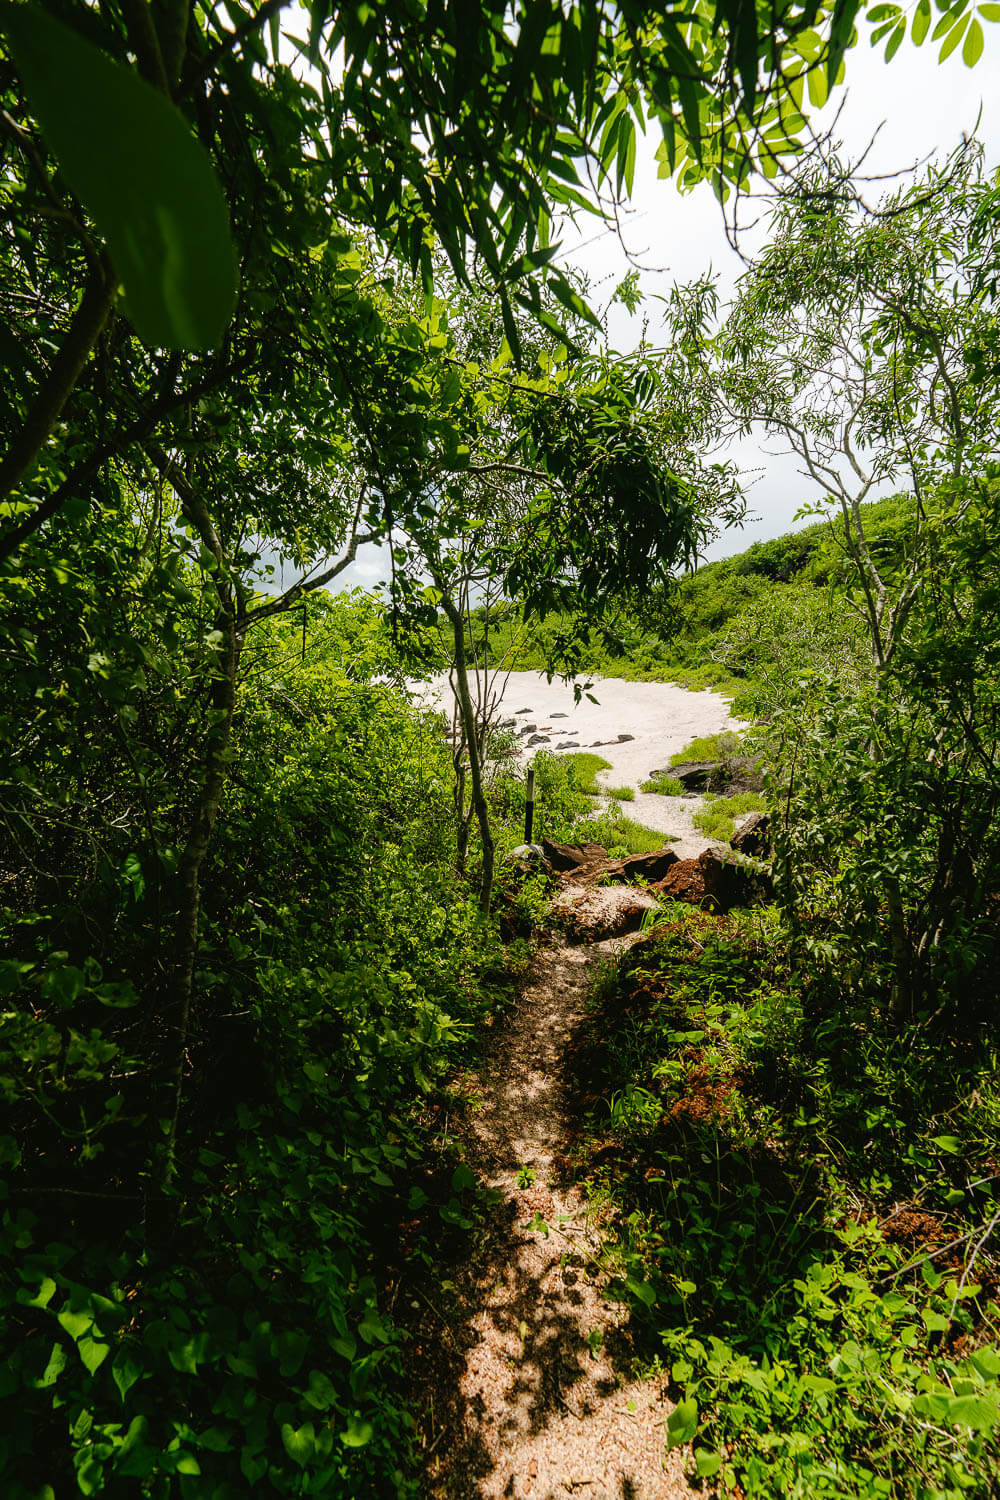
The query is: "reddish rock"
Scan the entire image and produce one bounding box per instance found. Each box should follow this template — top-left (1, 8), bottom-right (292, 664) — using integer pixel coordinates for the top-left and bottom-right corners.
top-left (653, 847), bottom-right (770, 913)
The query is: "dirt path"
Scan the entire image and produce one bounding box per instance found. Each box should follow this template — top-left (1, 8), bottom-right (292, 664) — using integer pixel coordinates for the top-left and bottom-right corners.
top-left (413, 935), bottom-right (692, 1500)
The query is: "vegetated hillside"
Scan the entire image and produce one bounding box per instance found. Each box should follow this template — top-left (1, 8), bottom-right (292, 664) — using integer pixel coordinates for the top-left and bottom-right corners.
top-left (0, 562), bottom-right (677, 1497)
top-left (472, 493), bottom-right (913, 706)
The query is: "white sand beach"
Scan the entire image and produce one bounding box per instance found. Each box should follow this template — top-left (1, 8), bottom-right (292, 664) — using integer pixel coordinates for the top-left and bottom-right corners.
top-left (414, 669), bottom-right (745, 857)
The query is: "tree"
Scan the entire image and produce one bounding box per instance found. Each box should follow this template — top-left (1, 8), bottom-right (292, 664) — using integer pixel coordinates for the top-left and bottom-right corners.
top-left (700, 146), bottom-right (1000, 1018)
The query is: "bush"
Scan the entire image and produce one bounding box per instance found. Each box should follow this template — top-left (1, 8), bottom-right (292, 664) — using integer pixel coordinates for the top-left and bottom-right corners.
top-left (571, 907), bottom-right (1000, 1498)
top-left (669, 730), bottom-right (745, 765)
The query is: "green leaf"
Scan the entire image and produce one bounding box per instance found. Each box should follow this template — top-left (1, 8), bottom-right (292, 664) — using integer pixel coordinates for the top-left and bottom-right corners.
top-left (341, 1415), bottom-right (374, 1448)
top-left (2, 6), bottom-right (236, 348)
top-left (666, 1396), bottom-right (698, 1447)
top-left (167, 1336), bottom-right (202, 1374)
top-left (884, 19), bottom-right (906, 57)
top-left (281, 1422), bottom-right (316, 1466)
top-left (963, 16), bottom-right (985, 58)
top-left (625, 1277), bottom-right (657, 1307)
top-left (23, 1275), bottom-right (57, 1308)
top-left (939, 11), bottom-right (971, 56)
top-left (948, 1394), bottom-right (999, 1430)
top-left (77, 1334), bottom-right (111, 1375)
top-left (303, 1369), bottom-right (337, 1410)
top-left (913, 0), bottom-right (933, 41)
top-left (119, 1416), bottom-right (148, 1457)
top-left (451, 1162), bottom-right (477, 1194)
top-left (76, 1457), bottom-right (103, 1496)
top-left (358, 1310), bottom-right (390, 1345)
top-left (932, 1134), bottom-right (964, 1154)
top-left (57, 1307), bottom-right (93, 1342)
top-left (695, 1448), bottom-right (723, 1478)
top-left (970, 1347), bottom-right (1000, 1378)
top-left (113, 1351), bottom-right (142, 1401)
top-left (34, 1341), bottom-right (68, 1389)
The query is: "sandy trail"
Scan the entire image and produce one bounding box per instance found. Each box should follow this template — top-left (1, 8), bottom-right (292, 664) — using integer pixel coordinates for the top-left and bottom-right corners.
top-left (413, 670), bottom-right (743, 858)
top-left (414, 935), bottom-right (691, 1500)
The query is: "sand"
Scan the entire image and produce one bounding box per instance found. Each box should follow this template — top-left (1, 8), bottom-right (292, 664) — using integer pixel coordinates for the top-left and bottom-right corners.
top-left (413, 670), bottom-right (745, 859)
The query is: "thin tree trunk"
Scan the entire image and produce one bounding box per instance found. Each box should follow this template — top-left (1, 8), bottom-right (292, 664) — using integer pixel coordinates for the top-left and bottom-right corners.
top-left (0, 265), bottom-right (114, 504)
top-left (443, 597), bottom-right (495, 915)
top-left (163, 602), bottom-right (239, 1178)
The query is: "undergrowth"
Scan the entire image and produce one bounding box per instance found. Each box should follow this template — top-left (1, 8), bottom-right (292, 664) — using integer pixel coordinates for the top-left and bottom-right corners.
top-left (570, 904), bottom-right (1000, 1497)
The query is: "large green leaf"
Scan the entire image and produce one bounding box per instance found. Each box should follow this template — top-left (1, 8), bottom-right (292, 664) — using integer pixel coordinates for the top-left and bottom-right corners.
top-left (2, 5), bottom-right (236, 348)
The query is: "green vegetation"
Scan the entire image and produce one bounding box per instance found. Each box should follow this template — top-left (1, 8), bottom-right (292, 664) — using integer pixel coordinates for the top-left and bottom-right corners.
top-left (692, 793), bottom-right (767, 842)
top-left (570, 815), bottom-right (672, 857)
top-left (640, 776), bottom-right (685, 796)
top-left (606, 785), bottom-right (636, 802)
top-left (668, 731), bottom-right (746, 765)
top-left (0, 594), bottom-right (523, 1496)
top-left (571, 906), bottom-right (1000, 1497)
top-left (2, 0), bottom-right (1000, 1494)
top-left (559, 752), bottom-right (613, 798)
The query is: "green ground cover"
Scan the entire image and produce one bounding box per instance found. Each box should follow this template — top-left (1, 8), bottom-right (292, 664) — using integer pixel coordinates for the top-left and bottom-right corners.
top-left (569, 904), bottom-right (1000, 1497)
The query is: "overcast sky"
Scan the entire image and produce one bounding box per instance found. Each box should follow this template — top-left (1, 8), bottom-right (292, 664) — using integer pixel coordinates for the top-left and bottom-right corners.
top-left (337, 31), bottom-right (1000, 590)
top-left (562, 32), bottom-right (1000, 561)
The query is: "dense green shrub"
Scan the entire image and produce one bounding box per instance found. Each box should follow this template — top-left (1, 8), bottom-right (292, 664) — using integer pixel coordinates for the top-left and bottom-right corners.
top-left (574, 907), bottom-right (1000, 1497)
top-left (0, 589), bottom-right (513, 1498)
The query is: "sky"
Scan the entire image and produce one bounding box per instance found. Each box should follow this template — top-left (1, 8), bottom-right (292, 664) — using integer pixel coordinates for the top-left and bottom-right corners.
top-left (335, 28), bottom-right (1000, 590)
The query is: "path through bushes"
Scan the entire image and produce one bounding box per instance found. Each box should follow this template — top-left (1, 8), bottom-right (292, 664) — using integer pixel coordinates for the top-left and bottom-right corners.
top-left (407, 928), bottom-right (690, 1499)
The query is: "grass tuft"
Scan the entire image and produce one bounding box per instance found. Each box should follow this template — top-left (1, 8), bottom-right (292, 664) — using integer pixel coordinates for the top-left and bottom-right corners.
top-left (668, 730), bottom-right (744, 765)
top-left (692, 791), bottom-right (766, 841)
top-left (640, 775), bottom-right (685, 796)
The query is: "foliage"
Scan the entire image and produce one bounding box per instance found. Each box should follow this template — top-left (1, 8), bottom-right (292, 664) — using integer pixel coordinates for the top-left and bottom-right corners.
top-left (0, 595), bottom-right (514, 1497)
top-left (562, 811), bottom-right (671, 857)
top-left (607, 785), bottom-right (636, 802)
top-left (692, 792), bottom-right (767, 841)
top-left (573, 906), bottom-right (1000, 1497)
top-left (559, 753), bottom-right (613, 797)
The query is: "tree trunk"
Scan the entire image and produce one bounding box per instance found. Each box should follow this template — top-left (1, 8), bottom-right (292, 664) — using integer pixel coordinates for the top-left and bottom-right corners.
top-left (443, 597), bottom-right (495, 915)
top-left (163, 602), bottom-right (240, 1177)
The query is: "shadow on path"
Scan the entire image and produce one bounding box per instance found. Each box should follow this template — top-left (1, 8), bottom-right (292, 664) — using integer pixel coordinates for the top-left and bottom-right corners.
top-left (404, 937), bottom-right (693, 1500)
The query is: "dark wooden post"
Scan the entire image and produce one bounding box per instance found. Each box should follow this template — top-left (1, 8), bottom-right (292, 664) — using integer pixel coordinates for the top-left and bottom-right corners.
top-left (524, 764), bottom-right (536, 845)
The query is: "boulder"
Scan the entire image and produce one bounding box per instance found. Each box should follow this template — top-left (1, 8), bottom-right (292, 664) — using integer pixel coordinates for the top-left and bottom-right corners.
top-left (551, 712), bottom-right (568, 719)
top-left (540, 838), bottom-right (608, 874)
top-left (653, 847), bottom-right (771, 913)
top-left (730, 811), bottom-right (771, 857)
top-left (556, 741), bottom-right (581, 750)
top-left (527, 733), bottom-right (550, 746)
top-left (603, 846), bottom-right (680, 886)
top-left (552, 883), bottom-right (659, 942)
top-left (508, 843), bottom-right (546, 867)
top-left (617, 733), bottom-right (635, 743)
top-left (665, 760), bottom-right (724, 791)
top-left (519, 723), bottom-right (537, 735)
top-left (652, 757), bottom-right (765, 795)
